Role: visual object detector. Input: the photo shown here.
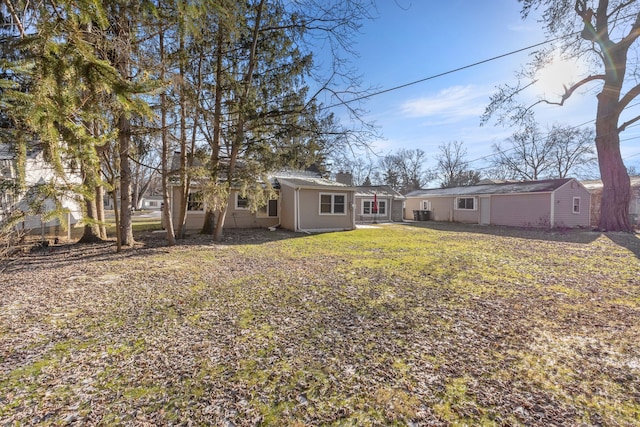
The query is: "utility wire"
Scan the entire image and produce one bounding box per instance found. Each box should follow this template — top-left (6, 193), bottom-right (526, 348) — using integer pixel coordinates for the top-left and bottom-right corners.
top-left (324, 35), bottom-right (567, 110)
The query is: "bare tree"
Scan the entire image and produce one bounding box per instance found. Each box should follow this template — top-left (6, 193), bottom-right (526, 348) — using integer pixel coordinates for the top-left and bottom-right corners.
top-left (435, 141), bottom-right (480, 188)
top-left (483, 0), bottom-right (639, 231)
top-left (547, 124), bottom-right (597, 179)
top-left (492, 122), bottom-right (596, 181)
top-left (491, 124), bottom-right (554, 181)
top-left (377, 148), bottom-right (432, 193)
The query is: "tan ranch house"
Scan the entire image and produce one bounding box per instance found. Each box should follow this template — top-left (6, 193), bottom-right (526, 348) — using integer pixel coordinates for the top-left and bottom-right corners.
top-left (170, 170), bottom-right (356, 233)
top-left (404, 178), bottom-right (591, 228)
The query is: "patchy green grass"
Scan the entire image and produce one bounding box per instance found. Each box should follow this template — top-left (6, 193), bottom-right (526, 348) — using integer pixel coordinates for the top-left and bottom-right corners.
top-left (1, 224), bottom-right (639, 426)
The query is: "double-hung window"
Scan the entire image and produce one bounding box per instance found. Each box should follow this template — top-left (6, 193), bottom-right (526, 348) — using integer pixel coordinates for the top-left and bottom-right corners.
top-left (572, 197), bottom-right (580, 214)
top-left (455, 197), bottom-right (475, 210)
top-left (363, 200), bottom-right (386, 215)
top-left (320, 193), bottom-right (346, 215)
top-left (235, 194), bottom-right (249, 210)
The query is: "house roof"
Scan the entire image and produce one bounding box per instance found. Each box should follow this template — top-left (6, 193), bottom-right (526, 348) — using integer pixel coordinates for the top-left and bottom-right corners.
top-left (277, 175), bottom-right (353, 191)
top-left (582, 176), bottom-right (640, 190)
top-left (355, 185), bottom-right (405, 200)
top-left (405, 178), bottom-right (575, 198)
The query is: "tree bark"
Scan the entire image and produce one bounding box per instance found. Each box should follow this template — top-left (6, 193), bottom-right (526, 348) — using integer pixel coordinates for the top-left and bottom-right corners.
top-left (594, 45), bottom-right (632, 232)
top-left (95, 184), bottom-right (107, 239)
top-left (213, 0), bottom-right (265, 242)
top-left (159, 29), bottom-right (175, 246)
top-left (175, 33), bottom-right (190, 240)
top-left (78, 196), bottom-right (103, 243)
top-left (118, 114), bottom-right (135, 246)
top-left (78, 163), bottom-right (103, 244)
top-left (595, 96), bottom-right (631, 231)
top-left (201, 22), bottom-right (225, 236)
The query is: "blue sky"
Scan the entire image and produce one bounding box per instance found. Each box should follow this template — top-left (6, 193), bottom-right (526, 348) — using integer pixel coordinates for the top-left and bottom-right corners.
top-left (327, 0), bottom-right (640, 174)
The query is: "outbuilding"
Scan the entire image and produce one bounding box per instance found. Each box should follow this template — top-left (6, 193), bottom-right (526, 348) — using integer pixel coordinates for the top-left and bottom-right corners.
top-left (404, 178), bottom-right (591, 228)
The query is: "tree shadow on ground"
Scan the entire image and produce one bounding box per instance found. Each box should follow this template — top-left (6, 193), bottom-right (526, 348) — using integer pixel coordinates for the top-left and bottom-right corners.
top-left (403, 220), bottom-right (603, 245)
top-left (604, 231), bottom-right (640, 259)
top-left (0, 228), bottom-right (303, 273)
top-left (404, 220), bottom-right (640, 259)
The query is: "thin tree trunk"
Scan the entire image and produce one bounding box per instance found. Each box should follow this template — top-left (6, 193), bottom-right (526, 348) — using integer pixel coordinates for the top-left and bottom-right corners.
top-left (213, 0), bottom-right (266, 242)
top-left (112, 188), bottom-right (121, 252)
top-left (118, 114), bottom-right (135, 246)
top-left (114, 7), bottom-right (134, 247)
top-left (95, 185), bottom-right (107, 239)
top-left (159, 30), bottom-right (175, 246)
top-left (176, 33), bottom-right (190, 239)
top-left (201, 22), bottom-right (225, 235)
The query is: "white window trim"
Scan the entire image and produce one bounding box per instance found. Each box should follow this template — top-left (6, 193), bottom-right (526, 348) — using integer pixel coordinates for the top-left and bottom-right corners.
top-left (256, 195), bottom-right (279, 218)
top-left (454, 197), bottom-right (476, 211)
top-left (422, 200), bottom-right (431, 211)
top-left (319, 192), bottom-right (347, 215)
top-left (361, 199), bottom-right (386, 215)
top-left (572, 196), bottom-right (581, 214)
top-left (235, 193), bottom-right (249, 210)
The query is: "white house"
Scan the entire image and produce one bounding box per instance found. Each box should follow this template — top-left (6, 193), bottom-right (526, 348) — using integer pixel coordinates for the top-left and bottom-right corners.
top-left (0, 145), bottom-right (82, 232)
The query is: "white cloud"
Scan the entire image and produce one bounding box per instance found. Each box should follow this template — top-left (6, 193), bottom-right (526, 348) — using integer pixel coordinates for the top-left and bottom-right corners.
top-left (400, 85), bottom-right (488, 121)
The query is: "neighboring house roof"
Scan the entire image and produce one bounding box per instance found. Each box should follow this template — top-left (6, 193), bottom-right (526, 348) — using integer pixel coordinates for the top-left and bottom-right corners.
top-left (276, 175), bottom-right (352, 191)
top-left (582, 176), bottom-right (640, 191)
top-left (355, 185), bottom-right (405, 200)
top-left (405, 178), bottom-right (576, 198)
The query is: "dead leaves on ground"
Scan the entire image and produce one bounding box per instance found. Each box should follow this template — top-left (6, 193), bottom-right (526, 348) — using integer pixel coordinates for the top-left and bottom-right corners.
top-left (1, 226), bottom-right (639, 426)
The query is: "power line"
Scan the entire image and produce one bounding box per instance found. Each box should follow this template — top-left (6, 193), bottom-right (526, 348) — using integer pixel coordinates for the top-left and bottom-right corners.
top-left (324, 35), bottom-right (567, 110)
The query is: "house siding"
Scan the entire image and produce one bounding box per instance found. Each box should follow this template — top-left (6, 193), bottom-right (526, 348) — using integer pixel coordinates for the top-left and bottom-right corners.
top-left (552, 180), bottom-right (591, 227)
top-left (355, 196), bottom-right (392, 222)
top-left (390, 199), bottom-right (404, 222)
top-left (404, 197), bottom-right (456, 221)
top-left (171, 187), bottom-right (279, 232)
top-left (279, 184), bottom-right (296, 231)
top-left (490, 193), bottom-right (551, 227)
top-left (430, 197), bottom-right (456, 222)
top-left (295, 188), bottom-right (354, 231)
top-left (403, 178), bottom-right (591, 229)
top-left (224, 190), bottom-right (279, 229)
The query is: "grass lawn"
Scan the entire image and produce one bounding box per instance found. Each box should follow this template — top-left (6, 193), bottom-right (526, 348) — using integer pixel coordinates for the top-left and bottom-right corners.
top-left (1, 224), bottom-right (639, 426)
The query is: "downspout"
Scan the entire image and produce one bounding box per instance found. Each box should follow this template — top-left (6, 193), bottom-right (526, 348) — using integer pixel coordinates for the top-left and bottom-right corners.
top-left (351, 192), bottom-right (356, 229)
top-left (295, 187), bottom-right (311, 234)
top-left (550, 191), bottom-right (555, 229)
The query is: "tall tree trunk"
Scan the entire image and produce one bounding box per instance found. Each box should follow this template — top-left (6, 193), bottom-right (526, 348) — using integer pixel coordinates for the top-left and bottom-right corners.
top-left (95, 184), bottom-right (107, 239)
top-left (595, 46), bottom-right (632, 232)
top-left (114, 6), bottom-right (135, 247)
top-left (595, 103), bottom-right (631, 231)
top-left (176, 33), bottom-right (190, 239)
top-left (159, 29), bottom-right (175, 246)
top-left (131, 164), bottom-right (140, 210)
top-left (118, 114), bottom-right (135, 246)
top-left (213, 0), bottom-right (265, 242)
top-left (201, 23), bottom-right (225, 235)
